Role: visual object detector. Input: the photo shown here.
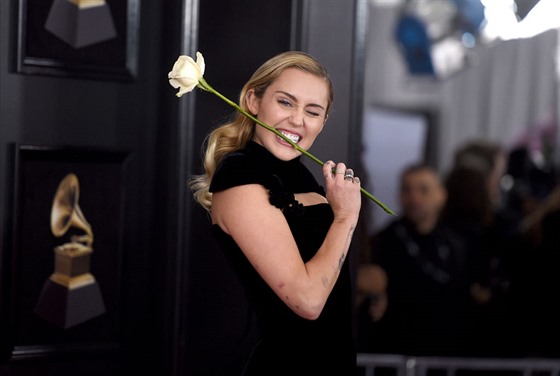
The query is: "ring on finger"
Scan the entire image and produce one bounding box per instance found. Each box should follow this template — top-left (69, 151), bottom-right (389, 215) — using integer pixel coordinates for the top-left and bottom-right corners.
top-left (336, 169), bottom-right (345, 174)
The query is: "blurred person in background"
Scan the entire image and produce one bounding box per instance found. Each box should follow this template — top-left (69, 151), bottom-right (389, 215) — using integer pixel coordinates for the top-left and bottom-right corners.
top-left (354, 263), bottom-right (388, 354)
top-left (511, 183), bottom-right (560, 357)
top-left (358, 163), bottom-right (473, 356)
top-left (503, 146), bottom-right (558, 224)
top-left (441, 139), bottom-right (521, 356)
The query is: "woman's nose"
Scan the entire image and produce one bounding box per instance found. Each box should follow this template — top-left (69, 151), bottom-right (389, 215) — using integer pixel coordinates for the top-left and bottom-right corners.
top-left (290, 108), bottom-right (305, 127)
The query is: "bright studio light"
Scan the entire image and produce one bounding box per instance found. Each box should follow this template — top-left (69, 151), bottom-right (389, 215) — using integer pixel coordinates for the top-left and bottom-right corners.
top-left (481, 0), bottom-right (560, 41)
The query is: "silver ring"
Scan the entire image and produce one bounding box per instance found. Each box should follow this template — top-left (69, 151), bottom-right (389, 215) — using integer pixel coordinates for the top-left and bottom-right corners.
top-left (344, 173), bottom-right (354, 180)
top-left (336, 170), bottom-right (345, 174)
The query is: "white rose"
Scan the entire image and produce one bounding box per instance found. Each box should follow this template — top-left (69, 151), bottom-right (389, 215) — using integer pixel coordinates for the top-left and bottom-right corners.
top-left (168, 51), bottom-right (205, 97)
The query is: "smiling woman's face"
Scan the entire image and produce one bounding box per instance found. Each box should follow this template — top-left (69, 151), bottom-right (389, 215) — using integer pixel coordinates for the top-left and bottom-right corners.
top-left (247, 67), bottom-right (330, 161)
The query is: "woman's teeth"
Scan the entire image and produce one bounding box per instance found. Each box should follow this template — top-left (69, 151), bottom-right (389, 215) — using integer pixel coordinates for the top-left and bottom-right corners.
top-left (279, 131), bottom-right (301, 143)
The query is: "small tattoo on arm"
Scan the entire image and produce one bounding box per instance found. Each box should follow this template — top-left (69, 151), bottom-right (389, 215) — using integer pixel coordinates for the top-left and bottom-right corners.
top-left (338, 252), bottom-right (346, 270)
top-left (321, 276), bottom-right (329, 288)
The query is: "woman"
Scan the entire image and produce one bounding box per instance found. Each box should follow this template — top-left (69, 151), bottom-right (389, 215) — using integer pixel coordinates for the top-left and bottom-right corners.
top-left (189, 51), bottom-right (362, 374)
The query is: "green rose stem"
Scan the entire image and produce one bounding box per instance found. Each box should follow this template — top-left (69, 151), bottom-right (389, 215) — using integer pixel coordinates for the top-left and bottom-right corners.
top-left (196, 77), bottom-right (396, 216)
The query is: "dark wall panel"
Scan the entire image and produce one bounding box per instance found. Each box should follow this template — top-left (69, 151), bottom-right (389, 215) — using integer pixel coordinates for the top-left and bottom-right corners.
top-left (0, 0), bottom-right (165, 374)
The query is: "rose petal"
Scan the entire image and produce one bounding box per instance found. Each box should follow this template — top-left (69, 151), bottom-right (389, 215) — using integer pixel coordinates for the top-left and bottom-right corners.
top-left (169, 78), bottom-right (181, 89)
top-left (195, 51), bottom-right (205, 75)
top-left (176, 85), bottom-right (194, 97)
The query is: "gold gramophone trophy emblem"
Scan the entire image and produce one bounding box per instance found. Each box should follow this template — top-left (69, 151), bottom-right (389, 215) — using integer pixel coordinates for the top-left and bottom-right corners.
top-left (35, 173), bottom-right (106, 329)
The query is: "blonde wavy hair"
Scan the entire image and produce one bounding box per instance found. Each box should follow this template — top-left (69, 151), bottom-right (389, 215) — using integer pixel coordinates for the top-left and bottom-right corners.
top-left (188, 50), bottom-right (334, 212)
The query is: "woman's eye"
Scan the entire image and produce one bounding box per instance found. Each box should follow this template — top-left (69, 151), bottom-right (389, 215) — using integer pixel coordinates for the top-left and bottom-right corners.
top-left (306, 110), bottom-right (320, 117)
top-left (278, 99), bottom-right (292, 107)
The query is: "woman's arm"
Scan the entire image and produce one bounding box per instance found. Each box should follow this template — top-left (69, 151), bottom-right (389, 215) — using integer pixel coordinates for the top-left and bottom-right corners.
top-left (211, 162), bottom-right (361, 320)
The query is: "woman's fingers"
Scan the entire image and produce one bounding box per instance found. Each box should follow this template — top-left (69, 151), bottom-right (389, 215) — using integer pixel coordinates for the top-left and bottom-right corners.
top-left (344, 168), bottom-right (354, 181)
top-left (323, 160), bottom-right (336, 180)
top-left (325, 162), bottom-right (361, 214)
top-left (334, 163), bottom-right (348, 180)
top-left (323, 162), bottom-right (360, 185)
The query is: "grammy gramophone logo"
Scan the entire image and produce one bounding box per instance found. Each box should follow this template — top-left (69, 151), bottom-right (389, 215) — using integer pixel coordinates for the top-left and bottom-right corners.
top-left (35, 173), bottom-right (106, 329)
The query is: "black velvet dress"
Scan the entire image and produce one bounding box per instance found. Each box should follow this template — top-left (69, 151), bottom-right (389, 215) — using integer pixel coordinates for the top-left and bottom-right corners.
top-left (209, 141), bottom-right (356, 375)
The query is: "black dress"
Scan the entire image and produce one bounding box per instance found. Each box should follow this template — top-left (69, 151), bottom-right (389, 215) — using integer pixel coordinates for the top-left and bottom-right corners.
top-left (209, 141), bottom-right (356, 375)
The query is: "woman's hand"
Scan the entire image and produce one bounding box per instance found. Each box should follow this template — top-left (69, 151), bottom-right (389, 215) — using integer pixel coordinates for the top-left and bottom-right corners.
top-left (323, 161), bottom-right (362, 225)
